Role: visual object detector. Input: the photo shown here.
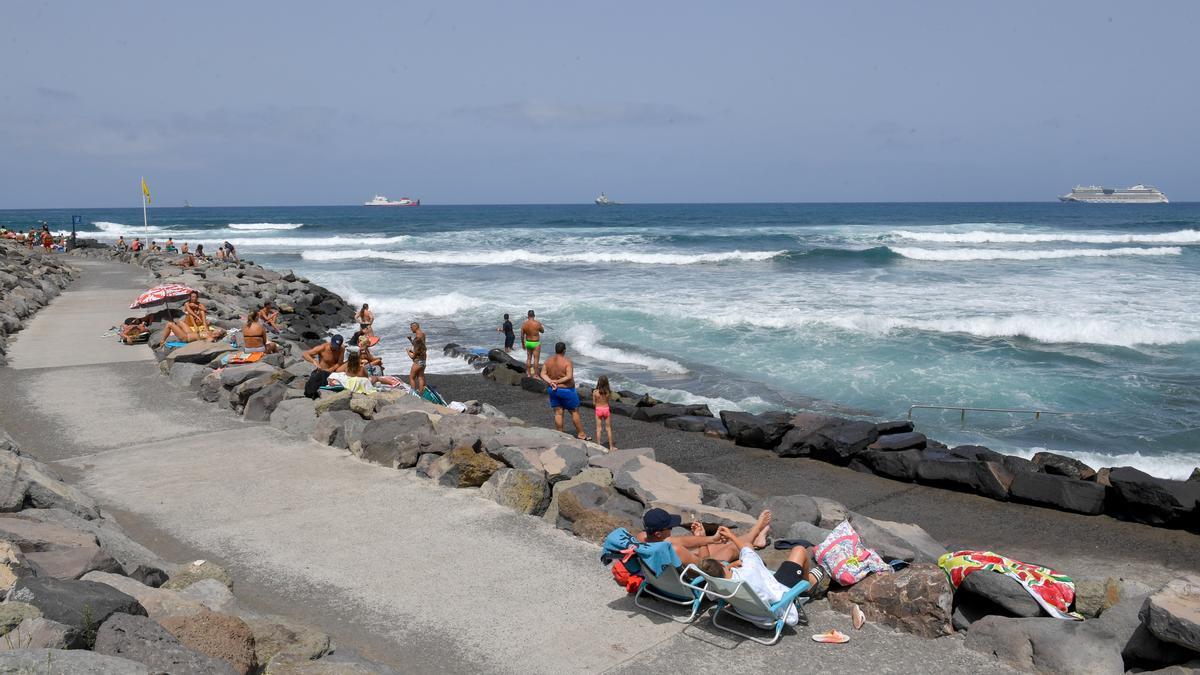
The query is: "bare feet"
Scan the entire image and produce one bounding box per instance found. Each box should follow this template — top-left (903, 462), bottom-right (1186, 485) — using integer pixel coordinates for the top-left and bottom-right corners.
top-left (753, 524), bottom-right (771, 549)
top-left (752, 509), bottom-right (772, 549)
top-left (690, 521), bottom-right (705, 537)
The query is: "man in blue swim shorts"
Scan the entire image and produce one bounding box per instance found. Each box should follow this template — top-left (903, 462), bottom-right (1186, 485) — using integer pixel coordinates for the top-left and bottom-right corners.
top-left (541, 341), bottom-right (589, 441)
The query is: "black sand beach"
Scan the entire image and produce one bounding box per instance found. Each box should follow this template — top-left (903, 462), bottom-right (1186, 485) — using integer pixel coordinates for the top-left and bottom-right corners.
top-left (433, 372), bottom-right (1199, 583)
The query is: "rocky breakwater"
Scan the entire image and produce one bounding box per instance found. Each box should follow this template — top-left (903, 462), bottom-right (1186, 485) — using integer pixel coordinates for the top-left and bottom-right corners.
top-left (0, 241), bottom-right (77, 366)
top-left (0, 425), bottom-right (378, 673)
top-left (70, 245), bottom-right (355, 349)
top-left (453, 343), bottom-right (1200, 532)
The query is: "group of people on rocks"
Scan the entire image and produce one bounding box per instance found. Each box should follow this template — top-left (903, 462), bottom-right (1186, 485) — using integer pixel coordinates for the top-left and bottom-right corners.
top-left (0, 224), bottom-right (67, 252)
top-left (499, 309), bottom-right (616, 451)
top-left (115, 236), bottom-right (238, 261)
top-left (300, 307), bottom-right (426, 400)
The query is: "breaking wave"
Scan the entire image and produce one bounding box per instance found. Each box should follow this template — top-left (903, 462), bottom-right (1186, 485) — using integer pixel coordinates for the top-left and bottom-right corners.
top-left (890, 246), bottom-right (1183, 261)
top-left (92, 221), bottom-right (168, 235)
top-left (1011, 448), bottom-right (1199, 481)
top-left (226, 223), bottom-right (305, 231)
top-left (300, 248), bottom-right (786, 265)
top-left (892, 229), bottom-right (1200, 244)
top-left (565, 323), bottom-right (688, 374)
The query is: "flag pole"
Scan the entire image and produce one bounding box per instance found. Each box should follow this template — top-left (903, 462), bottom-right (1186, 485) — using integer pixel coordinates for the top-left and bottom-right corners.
top-left (141, 176), bottom-right (148, 229)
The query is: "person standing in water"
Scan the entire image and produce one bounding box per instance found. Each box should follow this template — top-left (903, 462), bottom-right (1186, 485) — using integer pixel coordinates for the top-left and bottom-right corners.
top-left (407, 321), bottom-right (427, 394)
top-left (541, 342), bottom-right (588, 441)
top-left (356, 303), bottom-right (374, 338)
top-left (521, 310), bottom-right (545, 376)
top-left (497, 313), bottom-right (515, 352)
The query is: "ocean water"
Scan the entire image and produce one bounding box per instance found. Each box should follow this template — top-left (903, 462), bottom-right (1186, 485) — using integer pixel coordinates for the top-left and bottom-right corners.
top-left (9, 202), bottom-right (1199, 479)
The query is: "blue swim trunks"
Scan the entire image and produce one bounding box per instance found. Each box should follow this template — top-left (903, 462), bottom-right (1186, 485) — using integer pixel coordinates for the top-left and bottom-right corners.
top-left (547, 386), bottom-right (580, 411)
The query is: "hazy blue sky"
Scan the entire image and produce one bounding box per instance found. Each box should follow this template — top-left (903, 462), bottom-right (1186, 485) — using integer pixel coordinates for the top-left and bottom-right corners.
top-left (3, 1), bottom-right (1198, 207)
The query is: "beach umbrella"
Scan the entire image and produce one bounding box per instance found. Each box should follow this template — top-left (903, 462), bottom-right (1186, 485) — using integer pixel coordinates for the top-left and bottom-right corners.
top-left (130, 283), bottom-right (196, 310)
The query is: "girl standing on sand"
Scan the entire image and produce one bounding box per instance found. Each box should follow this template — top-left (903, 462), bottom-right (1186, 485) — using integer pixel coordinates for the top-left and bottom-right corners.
top-left (593, 376), bottom-right (616, 452)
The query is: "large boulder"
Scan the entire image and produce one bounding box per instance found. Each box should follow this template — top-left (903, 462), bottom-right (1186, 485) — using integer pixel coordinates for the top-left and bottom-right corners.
top-left (23, 544), bottom-right (122, 580)
top-left (480, 469), bottom-right (550, 516)
top-left (243, 382), bottom-right (289, 422)
top-left (160, 610), bottom-right (258, 675)
top-left (357, 413), bottom-right (447, 469)
top-left (310, 410), bottom-right (361, 447)
top-left (82, 571), bottom-right (208, 621)
top-left (846, 513), bottom-right (948, 564)
top-left (425, 446), bottom-right (502, 488)
top-left (1141, 576), bottom-right (1200, 653)
top-left (166, 341), bottom-right (234, 365)
top-left (1091, 586), bottom-right (1199, 668)
top-left (246, 618), bottom-right (330, 665)
top-left (162, 560), bottom-right (233, 591)
top-left (648, 501), bottom-right (756, 530)
top-left (588, 447), bottom-right (655, 472)
top-left (0, 649), bottom-right (153, 673)
top-left (536, 444), bottom-right (590, 483)
top-left (916, 453), bottom-right (1014, 501)
top-left (542, 468), bottom-right (614, 525)
top-left (0, 541), bottom-right (32, 594)
top-left (1031, 451), bottom-right (1096, 481)
top-left (826, 564), bottom-right (953, 638)
top-left (964, 615), bottom-right (1124, 674)
top-left (5, 577), bottom-right (147, 632)
top-left (631, 404), bottom-right (711, 424)
top-left (169, 362), bottom-right (210, 389)
top-left (752, 495), bottom-right (819, 531)
top-left (612, 456), bottom-right (702, 506)
top-left (12, 509), bottom-right (175, 582)
top-left (94, 612), bottom-right (238, 675)
top-left (663, 416), bottom-right (713, 432)
top-left (685, 473), bottom-right (759, 510)
top-left (719, 411), bottom-right (794, 449)
top-left (0, 454), bottom-right (100, 519)
top-left (433, 414), bottom-right (507, 451)
top-left (313, 390), bottom-right (352, 416)
top-left (1009, 471), bottom-right (1106, 515)
top-left (0, 617), bottom-right (84, 649)
top-left (1072, 576), bottom-right (1123, 619)
top-left (269, 398), bottom-right (318, 437)
top-left (0, 602), bottom-right (41, 635)
top-left (0, 515), bottom-right (98, 552)
top-left (776, 415), bottom-right (879, 464)
top-left (1106, 467), bottom-right (1200, 526)
top-left (957, 571), bottom-right (1043, 618)
top-left (484, 426), bottom-right (586, 455)
top-left (553, 482), bottom-right (643, 543)
top-left (774, 413), bottom-right (851, 458)
top-left (867, 431), bottom-right (927, 451)
top-left (852, 448), bottom-right (922, 482)
top-left (218, 363), bottom-right (278, 388)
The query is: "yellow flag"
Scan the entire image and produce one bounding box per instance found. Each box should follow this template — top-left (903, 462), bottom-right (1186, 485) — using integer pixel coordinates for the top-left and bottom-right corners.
top-left (141, 178), bottom-right (152, 205)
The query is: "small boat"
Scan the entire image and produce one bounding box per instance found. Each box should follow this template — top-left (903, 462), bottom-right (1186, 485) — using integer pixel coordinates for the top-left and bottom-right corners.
top-left (183, 200), bottom-right (192, 208)
top-left (365, 195), bottom-right (420, 207)
top-left (595, 193), bottom-right (620, 206)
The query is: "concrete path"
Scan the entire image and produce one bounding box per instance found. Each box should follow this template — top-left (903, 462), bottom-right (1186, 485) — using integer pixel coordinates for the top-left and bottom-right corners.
top-left (0, 259), bottom-right (1011, 673)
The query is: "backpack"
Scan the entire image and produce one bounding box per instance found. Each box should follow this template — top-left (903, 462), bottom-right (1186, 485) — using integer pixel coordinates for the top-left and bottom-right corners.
top-left (610, 560), bottom-right (645, 594)
top-left (813, 520), bottom-right (890, 586)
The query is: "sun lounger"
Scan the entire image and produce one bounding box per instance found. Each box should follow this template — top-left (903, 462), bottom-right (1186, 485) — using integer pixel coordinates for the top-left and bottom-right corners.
top-left (682, 564), bottom-right (811, 645)
top-left (632, 555), bottom-right (707, 623)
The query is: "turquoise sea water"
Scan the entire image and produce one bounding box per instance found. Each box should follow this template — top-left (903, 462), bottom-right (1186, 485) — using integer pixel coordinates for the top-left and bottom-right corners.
top-left (8, 202), bottom-right (1199, 478)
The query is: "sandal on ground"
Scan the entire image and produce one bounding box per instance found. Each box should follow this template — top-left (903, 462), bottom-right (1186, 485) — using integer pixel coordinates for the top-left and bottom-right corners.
top-left (812, 629), bottom-right (850, 644)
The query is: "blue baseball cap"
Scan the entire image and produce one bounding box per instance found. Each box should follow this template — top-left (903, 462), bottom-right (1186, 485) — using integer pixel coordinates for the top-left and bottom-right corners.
top-left (643, 508), bottom-right (682, 532)
top-left (330, 334), bottom-right (344, 347)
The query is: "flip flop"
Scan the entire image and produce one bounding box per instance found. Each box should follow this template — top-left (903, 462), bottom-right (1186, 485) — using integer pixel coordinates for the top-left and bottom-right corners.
top-left (811, 629), bottom-right (850, 644)
top-left (851, 604), bottom-right (866, 630)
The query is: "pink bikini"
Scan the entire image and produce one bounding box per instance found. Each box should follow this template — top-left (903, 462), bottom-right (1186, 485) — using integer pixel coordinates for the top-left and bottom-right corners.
top-left (595, 405), bottom-right (611, 420)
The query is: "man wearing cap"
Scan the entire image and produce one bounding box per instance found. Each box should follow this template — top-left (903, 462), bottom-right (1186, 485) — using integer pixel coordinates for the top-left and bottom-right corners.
top-left (302, 334), bottom-right (347, 399)
top-left (636, 508), bottom-right (744, 567)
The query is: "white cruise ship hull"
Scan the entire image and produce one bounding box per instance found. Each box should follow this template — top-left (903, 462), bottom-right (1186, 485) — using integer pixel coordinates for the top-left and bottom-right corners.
top-left (1060, 185), bottom-right (1168, 204)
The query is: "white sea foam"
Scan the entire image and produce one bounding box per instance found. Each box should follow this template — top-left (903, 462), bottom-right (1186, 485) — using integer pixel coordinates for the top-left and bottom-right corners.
top-left (1012, 447), bottom-right (1199, 481)
top-left (890, 246), bottom-right (1183, 261)
top-left (300, 248), bottom-right (785, 265)
top-left (565, 323), bottom-right (688, 374)
top-left (223, 235), bottom-right (412, 248)
top-left (92, 221), bottom-right (168, 235)
top-left (629, 383), bottom-right (770, 413)
top-left (892, 229), bottom-right (1200, 244)
top-left (226, 223), bottom-right (305, 231)
top-left (697, 310), bottom-right (1197, 347)
top-left (354, 292), bottom-right (486, 319)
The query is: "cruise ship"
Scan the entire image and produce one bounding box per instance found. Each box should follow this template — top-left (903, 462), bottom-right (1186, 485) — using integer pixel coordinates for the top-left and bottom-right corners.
top-left (1059, 185), bottom-right (1168, 204)
top-left (595, 193), bottom-right (620, 205)
top-left (364, 195), bottom-right (420, 207)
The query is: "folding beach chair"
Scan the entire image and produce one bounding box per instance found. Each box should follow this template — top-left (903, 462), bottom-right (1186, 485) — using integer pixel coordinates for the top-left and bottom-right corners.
top-left (682, 564), bottom-right (811, 645)
top-left (631, 552), bottom-right (707, 623)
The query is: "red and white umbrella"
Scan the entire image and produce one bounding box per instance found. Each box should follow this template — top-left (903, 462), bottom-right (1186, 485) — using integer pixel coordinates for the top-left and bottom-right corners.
top-left (130, 283), bottom-right (196, 310)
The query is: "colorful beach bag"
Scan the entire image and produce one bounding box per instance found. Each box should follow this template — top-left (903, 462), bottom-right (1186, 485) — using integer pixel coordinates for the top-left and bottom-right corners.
top-left (814, 520), bottom-right (890, 587)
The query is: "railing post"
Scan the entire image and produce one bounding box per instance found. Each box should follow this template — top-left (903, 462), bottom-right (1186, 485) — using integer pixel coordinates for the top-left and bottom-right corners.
top-left (961, 408), bottom-right (966, 422)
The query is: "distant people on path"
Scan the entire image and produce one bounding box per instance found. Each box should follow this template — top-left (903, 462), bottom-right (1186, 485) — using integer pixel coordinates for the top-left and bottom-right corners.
top-left (540, 341), bottom-right (588, 441)
top-left (165, 238), bottom-right (176, 253)
top-left (407, 322), bottom-right (427, 394)
top-left (497, 313), bottom-right (515, 352)
top-left (41, 229), bottom-right (53, 251)
top-left (521, 310), bottom-right (545, 376)
top-left (356, 304), bottom-right (374, 338)
top-left (222, 240), bottom-right (238, 260)
top-left (302, 334), bottom-right (346, 398)
top-left (116, 236), bottom-right (128, 252)
top-left (593, 375), bottom-right (616, 451)
top-left (240, 312), bottom-right (278, 354)
top-left (131, 238), bottom-right (143, 252)
top-left (181, 242), bottom-right (190, 254)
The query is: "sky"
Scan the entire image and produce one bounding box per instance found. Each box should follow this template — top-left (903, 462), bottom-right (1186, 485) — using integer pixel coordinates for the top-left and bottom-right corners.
top-left (2, 1), bottom-right (1198, 207)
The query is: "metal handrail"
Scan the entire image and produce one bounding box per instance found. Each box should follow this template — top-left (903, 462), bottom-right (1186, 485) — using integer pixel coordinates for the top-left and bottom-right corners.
top-left (907, 404), bottom-right (1086, 422)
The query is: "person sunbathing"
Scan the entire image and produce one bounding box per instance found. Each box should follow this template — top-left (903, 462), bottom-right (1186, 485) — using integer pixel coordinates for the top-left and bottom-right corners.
top-left (241, 313), bottom-right (278, 353)
top-left (155, 319), bottom-right (225, 348)
top-left (183, 292), bottom-right (208, 330)
top-left (696, 513), bottom-right (826, 626)
top-left (637, 508), bottom-right (747, 567)
top-left (120, 317), bottom-right (150, 345)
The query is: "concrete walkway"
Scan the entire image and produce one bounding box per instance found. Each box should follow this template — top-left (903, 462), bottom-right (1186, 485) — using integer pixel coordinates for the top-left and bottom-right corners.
top-left (0, 259), bottom-right (1010, 673)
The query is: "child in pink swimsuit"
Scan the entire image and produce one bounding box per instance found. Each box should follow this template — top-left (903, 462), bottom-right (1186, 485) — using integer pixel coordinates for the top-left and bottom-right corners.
top-left (593, 376), bottom-right (615, 452)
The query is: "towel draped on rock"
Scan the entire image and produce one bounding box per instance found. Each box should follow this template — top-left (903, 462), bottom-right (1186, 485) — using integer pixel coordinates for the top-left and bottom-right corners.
top-left (938, 550), bottom-right (1083, 620)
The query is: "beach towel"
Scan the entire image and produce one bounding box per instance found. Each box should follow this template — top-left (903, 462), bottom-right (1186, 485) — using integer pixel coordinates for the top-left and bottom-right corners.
top-left (600, 528), bottom-right (682, 577)
top-left (938, 550), bottom-right (1083, 620)
top-left (227, 351), bottom-right (264, 364)
top-left (164, 341), bottom-right (188, 349)
top-left (813, 521), bottom-right (890, 587)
